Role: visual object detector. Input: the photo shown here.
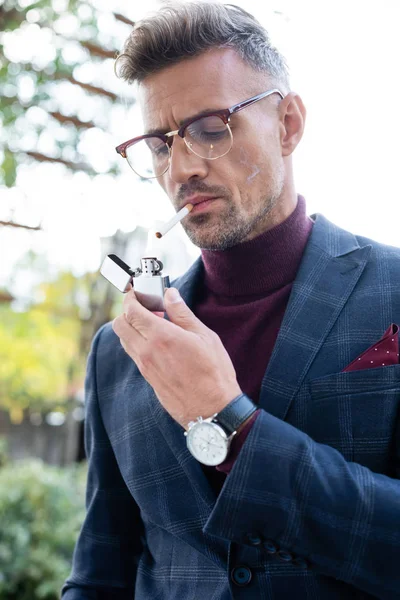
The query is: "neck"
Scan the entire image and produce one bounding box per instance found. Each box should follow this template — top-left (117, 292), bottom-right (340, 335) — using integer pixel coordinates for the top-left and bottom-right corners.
top-left (201, 194), bottom-right (313, 296)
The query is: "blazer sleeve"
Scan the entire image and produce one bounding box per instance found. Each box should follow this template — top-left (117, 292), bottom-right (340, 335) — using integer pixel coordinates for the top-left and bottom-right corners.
top-left (204, 401), bottom-right (400, 599)
top-left (62, 325), bottom-right (143, 599)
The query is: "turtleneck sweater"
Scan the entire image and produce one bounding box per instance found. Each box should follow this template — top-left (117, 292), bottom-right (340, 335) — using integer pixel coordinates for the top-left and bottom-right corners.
top-left (193, 195), bottom-right (314, 492)
top-left (195, 195), bottom-right (313, 403)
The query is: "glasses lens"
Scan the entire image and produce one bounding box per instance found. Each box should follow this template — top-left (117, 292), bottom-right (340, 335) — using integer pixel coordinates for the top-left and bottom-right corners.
top-left (185, 116), bottom-right (232, 159)
top-left (125, 137), bottom-right (169, 179)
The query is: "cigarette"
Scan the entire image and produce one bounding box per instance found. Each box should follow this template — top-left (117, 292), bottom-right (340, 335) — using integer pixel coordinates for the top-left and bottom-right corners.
top-left (155, 203), bottom-right (194, 238)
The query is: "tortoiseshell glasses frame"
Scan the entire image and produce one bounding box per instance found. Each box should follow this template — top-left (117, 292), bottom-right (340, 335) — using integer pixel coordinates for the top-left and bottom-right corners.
top-left (115, 88), bottom-right (284, 179)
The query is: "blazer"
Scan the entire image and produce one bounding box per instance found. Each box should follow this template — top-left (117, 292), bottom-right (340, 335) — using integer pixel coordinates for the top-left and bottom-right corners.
top-left (63, 213), bottom-right (400, 599)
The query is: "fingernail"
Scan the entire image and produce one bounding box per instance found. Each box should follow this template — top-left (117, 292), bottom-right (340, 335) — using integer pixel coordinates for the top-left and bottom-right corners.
top-left (168, 288), bottom-right (182, 303)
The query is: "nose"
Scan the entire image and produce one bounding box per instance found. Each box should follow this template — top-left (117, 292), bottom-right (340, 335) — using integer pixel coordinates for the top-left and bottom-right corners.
top-left (167, 135), bottom-right (209, 184)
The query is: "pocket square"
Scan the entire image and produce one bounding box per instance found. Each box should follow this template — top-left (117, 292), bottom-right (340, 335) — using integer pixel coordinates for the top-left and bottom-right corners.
top-left (342, 324), bottom-right (399, 372)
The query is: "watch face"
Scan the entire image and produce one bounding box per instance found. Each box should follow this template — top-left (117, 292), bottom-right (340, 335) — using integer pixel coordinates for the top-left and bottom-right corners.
top-left (186, 422), bottom-right (229, 466)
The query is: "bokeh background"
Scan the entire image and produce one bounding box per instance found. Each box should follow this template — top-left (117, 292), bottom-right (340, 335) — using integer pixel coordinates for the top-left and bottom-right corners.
top-left (1, 0), bottom-right (399, 597)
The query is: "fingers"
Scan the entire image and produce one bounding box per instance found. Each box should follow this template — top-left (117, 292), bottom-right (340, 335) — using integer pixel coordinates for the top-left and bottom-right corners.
top-left (164, 288), bottom-right (204, 333)
top-left (112, 314), bottom-right (145, 355)
top-left (122, 289), bottom-right (164, 338)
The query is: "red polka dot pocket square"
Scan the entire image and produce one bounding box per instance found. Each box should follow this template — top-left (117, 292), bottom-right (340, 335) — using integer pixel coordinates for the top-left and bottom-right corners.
top-left (342, 324), bottom-right (399, 372)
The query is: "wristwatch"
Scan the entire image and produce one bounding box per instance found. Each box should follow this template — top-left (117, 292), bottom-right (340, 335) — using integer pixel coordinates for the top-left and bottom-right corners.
top-left (184, 393), bottom-right (257, 466)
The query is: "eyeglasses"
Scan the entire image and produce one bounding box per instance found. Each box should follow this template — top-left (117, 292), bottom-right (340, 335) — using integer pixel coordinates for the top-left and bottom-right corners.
top-left (115, 88), bottom-right (284, 179)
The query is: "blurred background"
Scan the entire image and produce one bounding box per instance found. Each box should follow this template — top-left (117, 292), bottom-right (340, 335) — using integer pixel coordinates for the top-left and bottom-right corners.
top-left (0, 0), bottom-right (399, 597)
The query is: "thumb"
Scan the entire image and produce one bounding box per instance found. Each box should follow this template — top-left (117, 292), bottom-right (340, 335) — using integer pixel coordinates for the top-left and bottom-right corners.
top-left (164, 287), bottom-right (202, 332)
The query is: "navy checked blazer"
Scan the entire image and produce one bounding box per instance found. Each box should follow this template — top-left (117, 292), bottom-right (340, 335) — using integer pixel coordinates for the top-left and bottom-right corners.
top-left (63, 213), bottom-right (400, 599)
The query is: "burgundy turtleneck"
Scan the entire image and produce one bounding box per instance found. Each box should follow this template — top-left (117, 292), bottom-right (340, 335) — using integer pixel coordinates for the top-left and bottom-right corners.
top-left (195, 195), bottom-right (313, 402)
top-left (193, 195), bottom-right (313, 490)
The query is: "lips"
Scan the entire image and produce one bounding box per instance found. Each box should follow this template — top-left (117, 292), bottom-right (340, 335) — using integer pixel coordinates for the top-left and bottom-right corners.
top-left (190, 197), bottom-right (220, 214)
top-left (179, 196), bottom-right (218, 211)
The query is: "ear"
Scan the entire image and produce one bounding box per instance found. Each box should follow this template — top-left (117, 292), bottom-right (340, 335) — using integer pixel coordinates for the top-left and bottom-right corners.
top-left (278, 92), bottom-right (306, 157)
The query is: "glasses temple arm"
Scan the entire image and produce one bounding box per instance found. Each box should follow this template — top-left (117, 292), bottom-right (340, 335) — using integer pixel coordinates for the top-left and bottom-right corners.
top-left (229, 89), bottom-right (284, 115)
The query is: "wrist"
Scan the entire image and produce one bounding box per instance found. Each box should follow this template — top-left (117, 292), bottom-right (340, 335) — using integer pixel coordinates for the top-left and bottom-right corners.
top-left (184, 387), bottom-right (242, 429)
top-left (184, 393), bottom-right (257, 466)
top-left (216, 409), bottom-right (260, 474)
top-left (235, 413), bottom-right (255, 434)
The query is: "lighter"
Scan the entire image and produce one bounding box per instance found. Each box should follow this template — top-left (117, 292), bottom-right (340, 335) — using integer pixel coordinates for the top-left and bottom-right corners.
top-left (100, 203), bottom-right (194, 311)
top-left (100, 254), bottom-right (170, 311)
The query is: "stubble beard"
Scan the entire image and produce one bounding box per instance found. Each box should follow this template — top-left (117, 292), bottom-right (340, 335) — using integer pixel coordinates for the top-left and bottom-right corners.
top-left (182, 182), bottom-right (284, 251)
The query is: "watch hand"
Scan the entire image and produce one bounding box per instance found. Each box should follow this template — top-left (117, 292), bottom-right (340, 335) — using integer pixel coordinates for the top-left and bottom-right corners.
top-left (197, 438), bottom-right (222, 448)
top-left (196, 435), bottom-right (213, 444)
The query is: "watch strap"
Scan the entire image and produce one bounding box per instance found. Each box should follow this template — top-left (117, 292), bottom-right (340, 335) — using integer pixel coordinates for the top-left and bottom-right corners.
top-left (214, 393), bottom-right (257, 434)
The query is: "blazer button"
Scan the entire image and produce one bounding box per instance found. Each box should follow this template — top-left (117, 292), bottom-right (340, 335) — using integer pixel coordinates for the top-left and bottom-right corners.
top-left (293, 557), bottom-right (310, 569)
top-left (277, 550), bottom-right (293, 562)
top-left (246, 532), bottom-right (263, 546)
top-left (231, 565), bottom-right (252, 587)
top-left (263, 540), bottom-right (278, 554)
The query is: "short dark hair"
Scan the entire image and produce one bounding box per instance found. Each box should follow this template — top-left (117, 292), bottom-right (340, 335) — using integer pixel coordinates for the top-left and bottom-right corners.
top-left (115, 1), bottom-right (290, 90)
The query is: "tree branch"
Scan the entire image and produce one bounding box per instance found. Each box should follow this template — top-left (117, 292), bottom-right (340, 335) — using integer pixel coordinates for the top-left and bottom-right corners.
top-left (80, 41), bottom-right (116, 59)
top-left (24, 151), bottom-right (97, 175)
top-left (0, 291), bottom-right (14, 303)
top-left (0, 220), bottom-right (41, 231)
top-left (113, 13), bottom-right (135, 27)
top-left (49, 111), bottom-right (95, 130)
top-left (53, 73), bottom-right (118, 101)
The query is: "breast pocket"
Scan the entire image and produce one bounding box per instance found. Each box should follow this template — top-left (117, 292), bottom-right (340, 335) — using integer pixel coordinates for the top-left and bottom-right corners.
top-left (307, 365), bottom-right (400, 474)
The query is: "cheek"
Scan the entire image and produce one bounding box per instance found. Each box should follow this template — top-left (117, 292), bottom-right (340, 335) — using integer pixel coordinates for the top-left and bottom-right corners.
top-left (238, 147), bottom-right (263, 183)
top-left (225, 142), bottom-right (267, 193)
top-left (157, 175), bottom-right (171, 198)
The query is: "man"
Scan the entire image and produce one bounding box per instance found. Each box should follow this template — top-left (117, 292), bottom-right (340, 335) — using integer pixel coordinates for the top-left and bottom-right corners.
top-left (63, 2), bottom-right (400, 599)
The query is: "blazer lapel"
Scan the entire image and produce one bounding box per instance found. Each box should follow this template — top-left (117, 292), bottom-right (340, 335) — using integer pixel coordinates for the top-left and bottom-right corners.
top-left (148, 214), bottom-right (372, 497)
top-left (259, 213), bottom-right (372, 421)
top-left (152, 258), bottom-right (218, 509)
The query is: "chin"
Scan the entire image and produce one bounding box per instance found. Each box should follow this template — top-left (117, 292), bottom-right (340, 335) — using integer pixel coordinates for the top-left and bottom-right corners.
top-left (185, 225), bottom-right (250, 251)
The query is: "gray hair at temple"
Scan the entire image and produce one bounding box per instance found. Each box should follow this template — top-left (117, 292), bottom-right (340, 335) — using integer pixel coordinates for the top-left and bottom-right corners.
top-left (115, 1), bottom-right (290, 92)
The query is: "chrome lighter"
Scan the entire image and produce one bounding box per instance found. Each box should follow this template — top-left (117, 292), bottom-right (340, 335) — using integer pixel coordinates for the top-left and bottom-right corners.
top-left (100, 254), bottom-right (170, 311)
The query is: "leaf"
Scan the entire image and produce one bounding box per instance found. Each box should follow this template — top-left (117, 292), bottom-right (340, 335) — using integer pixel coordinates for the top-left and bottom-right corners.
top-left (0, 0), bottom-right (130, 184)
top-left (0, 460), bottom-right (87, 599)
top-left (1, 149), bottom-right (17, 187)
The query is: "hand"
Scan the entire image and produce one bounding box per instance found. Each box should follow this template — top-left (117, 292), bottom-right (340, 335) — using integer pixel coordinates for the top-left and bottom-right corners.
top-left (112, 287), bottom-right (242, 428)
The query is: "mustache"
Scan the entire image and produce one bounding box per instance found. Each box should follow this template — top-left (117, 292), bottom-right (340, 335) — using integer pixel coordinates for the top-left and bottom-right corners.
top-left (176, 182), bottom-right (230, 205)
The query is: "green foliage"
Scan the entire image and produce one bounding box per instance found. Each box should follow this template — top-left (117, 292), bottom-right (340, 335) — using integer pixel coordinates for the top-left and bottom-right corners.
top-left (0, 303), bottom-right (81, 418)
top-left (0, 437), bottom-right (8, 468)
top-left (0, 149), bottom-right (17, 188)
top-left (0, 459), bottom-right (87, 600)
top-left (0, 264), bottom-right (95, 417)
top-left (0, 247), bottom-right (118, 418)
top-left (0, 0), bottom-right (133, 186)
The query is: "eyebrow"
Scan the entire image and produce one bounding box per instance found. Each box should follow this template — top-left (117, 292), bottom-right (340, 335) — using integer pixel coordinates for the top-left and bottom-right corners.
top-left (144, 107), bottom-right (223, 136)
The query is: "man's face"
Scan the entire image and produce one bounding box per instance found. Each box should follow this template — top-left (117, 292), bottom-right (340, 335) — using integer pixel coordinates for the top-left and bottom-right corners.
top-left (139, 48), bottom-right (288, 250)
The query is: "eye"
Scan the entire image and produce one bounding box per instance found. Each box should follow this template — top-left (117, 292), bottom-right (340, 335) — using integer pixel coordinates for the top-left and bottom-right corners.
top-left (186, 116), bottom-right (228, 143)
top-left (154, 145), bottom-right (169, 157)
top-left (198, 130), bottom-right (227, 141)
top-left (145, 137), bottom-right (169, 157)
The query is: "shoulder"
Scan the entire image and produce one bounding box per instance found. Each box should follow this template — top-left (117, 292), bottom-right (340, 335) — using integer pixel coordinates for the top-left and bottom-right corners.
top-left (88, 321), bottom-right (130, 379)
top-left (354, 233), bottom-right (400, 285)
top-left (86, 321), bottom-right (138, 406)
top-left (355, 233), bottom-right (400, 260)
top-left (310, 213), bottom-right (400, 268)
top-left (91, 321), bottom-right (119, 357)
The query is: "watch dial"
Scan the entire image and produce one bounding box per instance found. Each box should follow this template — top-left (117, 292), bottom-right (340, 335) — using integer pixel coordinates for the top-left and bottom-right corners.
top-left (187, 422), bottom-right (228, 466)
